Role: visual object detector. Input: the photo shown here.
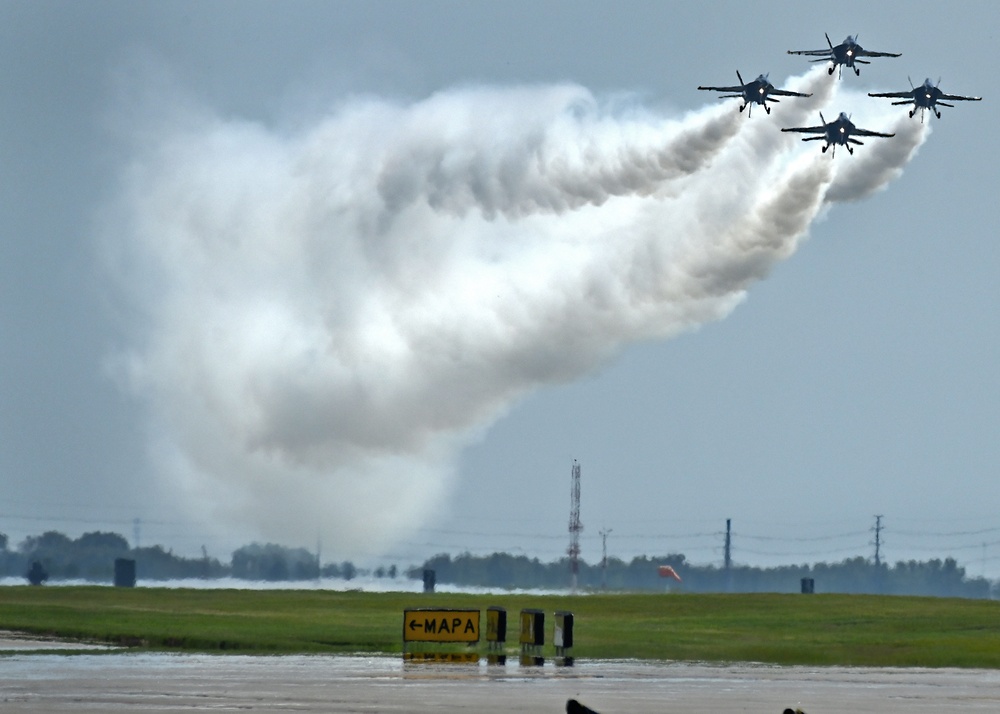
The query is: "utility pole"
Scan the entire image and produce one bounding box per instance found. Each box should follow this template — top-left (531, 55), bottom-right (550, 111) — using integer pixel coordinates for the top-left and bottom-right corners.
top-left (724, 518), bottom-right (732, 571)
top-left (871, 515), bottom-right (886, 594)
top-left (872, 515), bottom-right (884, 567)
top-left (568, 460), bottom-right (583, 591)
top-left (132, 518), bottom-right (141, 550)
top-left (600, 528), bottom-right (612, 589)
top-left (724, 518), bottom-right (733, 592)
top-left (316, 534), bottom-right (322, 581)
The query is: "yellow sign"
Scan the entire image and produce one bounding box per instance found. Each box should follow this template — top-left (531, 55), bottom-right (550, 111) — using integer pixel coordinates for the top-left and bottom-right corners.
top-left (519, 609), bottom-right (544, 646)
top-left (403, 609), bottom-right (480, 643)
top-left (486, 607), bottom-right (507, 643)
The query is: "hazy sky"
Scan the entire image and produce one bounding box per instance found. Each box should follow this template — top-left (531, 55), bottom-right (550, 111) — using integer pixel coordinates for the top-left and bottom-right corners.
top-left (2, 1), bottom-right (999, 579)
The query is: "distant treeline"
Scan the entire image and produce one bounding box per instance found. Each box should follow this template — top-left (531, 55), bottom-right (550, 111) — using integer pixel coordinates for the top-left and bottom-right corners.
top-left (2, 530), bottom-right (994, 598)
top-left (411, 552), bottom-right (997, 599)
top-left (0, 531), bottom-right (368, 584)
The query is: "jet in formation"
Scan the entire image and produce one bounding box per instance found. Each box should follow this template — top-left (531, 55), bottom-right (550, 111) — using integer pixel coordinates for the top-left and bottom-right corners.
top-left (868, 77), bottom-right (982, 120)
top-left (697, 71), bottom-right (812, 116)
top-left (781, 112), bottom-right (895, 156)
top-left (788, 33), bottom-right (900, 78)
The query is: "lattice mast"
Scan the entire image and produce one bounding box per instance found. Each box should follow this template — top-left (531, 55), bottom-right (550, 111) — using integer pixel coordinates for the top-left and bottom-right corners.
top-left (872, 514), bottom-right (884, 566)
top-left (568, 460), bottom-right (583, 591)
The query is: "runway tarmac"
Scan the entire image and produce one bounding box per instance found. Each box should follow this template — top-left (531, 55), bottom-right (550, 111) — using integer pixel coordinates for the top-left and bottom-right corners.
top-left (2, 651), bottom-right (1000, 713)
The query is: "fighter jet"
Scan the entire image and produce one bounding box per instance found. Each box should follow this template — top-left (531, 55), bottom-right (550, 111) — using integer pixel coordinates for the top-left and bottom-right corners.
top-left (697, 71), bottom-right (812, 117)
top-left (781, 112), bottom-right (895, 156)
top-left (868, 77), bottom-right (982, 121)
top-left (788, 34), bottom-right (900, 78)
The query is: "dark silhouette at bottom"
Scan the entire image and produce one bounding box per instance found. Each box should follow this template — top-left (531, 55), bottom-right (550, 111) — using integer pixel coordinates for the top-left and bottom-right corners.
top-left (567, 701), bottom-right (806, 714)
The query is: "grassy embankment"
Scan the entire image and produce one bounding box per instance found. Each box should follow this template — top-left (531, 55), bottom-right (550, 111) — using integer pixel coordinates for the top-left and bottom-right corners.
top-left (2, 586), bottom-right (1000, 668)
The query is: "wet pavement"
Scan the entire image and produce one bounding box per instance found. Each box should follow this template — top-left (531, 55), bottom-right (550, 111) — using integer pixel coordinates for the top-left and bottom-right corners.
top-left (2, 652), bottom-right (1000, 712)
top-left (0, 631), bottom-right (115, 652)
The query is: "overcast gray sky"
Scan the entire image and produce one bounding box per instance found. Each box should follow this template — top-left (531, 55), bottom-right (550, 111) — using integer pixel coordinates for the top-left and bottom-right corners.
top-left (2, 1), bottom-right (999, 579)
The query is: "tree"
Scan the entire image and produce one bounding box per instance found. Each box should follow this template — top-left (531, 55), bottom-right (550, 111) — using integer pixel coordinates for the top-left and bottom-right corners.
top-left (231, 543), bottom-right (319, 581)
top-left (20, 530), bottom-right (72, 553)
top-left (26, 561), bottom-right (48, 586)
top-left (133, 545), bottom-right (226, 580)
top-left (76, 531), bottom-right (129, 552)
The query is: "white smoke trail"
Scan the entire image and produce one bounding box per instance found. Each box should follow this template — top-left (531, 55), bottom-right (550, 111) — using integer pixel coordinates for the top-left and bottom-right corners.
top-left (100, 68), bottom-right (928, 556)
top-left (825, 112), bottom-right (929, 203)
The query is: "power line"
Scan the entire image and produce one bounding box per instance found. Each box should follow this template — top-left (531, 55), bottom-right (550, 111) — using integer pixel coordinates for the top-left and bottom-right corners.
top-left (894, 527), bottom-right (1000, 538)
top-left (735, 530), bottom-right (869, 542)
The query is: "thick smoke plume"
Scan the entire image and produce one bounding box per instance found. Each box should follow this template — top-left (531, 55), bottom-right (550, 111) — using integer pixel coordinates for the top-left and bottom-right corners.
top-left (102, 69), bottom-right (927, 556)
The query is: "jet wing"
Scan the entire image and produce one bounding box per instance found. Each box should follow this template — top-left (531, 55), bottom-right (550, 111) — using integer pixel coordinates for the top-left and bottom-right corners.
top-left (787, 49), bottom-right (831, 56)
top-left (852, 128), bottom-right (895, 138)
top-left (770, 88), bottom-right (813, 98)
top-left (940, 93), bottom-right (982, 102)
top-left (857, 49), bottom-right (901, 58)
top-left (780, 126), bottom-right (826, 135)
top-left (867, 90), bottom-right (914, 99)
top-left (697, 85), bottom-right (745, 93)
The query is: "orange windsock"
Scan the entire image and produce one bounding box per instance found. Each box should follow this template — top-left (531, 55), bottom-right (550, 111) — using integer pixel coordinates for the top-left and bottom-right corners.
top-left (658, 565), bottom-right (681, 582)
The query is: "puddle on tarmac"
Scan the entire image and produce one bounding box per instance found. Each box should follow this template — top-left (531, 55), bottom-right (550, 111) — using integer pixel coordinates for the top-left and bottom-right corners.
top-left (3, 653), bottom-right (1000, 713)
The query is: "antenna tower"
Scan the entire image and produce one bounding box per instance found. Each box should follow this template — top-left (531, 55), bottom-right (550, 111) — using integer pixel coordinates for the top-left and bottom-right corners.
top-left (568, 460), bottom-right (583, 591)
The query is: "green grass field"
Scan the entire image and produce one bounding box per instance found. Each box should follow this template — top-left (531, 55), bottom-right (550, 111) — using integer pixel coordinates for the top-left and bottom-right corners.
top-left (2, 586), bottom-right (999, 668)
